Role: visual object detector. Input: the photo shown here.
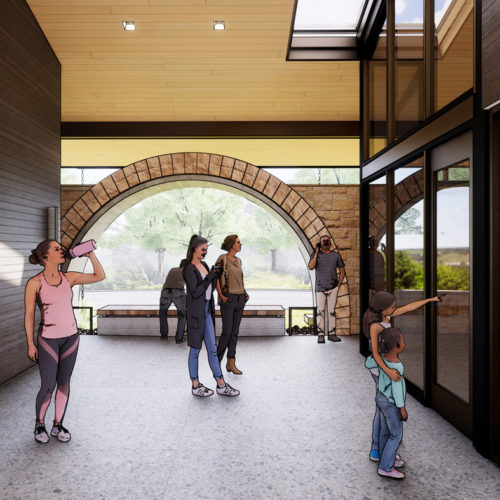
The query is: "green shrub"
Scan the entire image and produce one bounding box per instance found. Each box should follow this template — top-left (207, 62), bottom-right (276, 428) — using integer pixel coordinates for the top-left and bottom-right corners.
top-left (395, 250), bottom-right (469, 290)
top-left (395, 250), bottom-right (423, 289)
top-left (437, 265), bottom-right (469, 291)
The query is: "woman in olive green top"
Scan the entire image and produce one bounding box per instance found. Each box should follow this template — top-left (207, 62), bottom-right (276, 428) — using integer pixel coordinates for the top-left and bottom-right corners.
top-left (216, 234), bottom-right (249, 375)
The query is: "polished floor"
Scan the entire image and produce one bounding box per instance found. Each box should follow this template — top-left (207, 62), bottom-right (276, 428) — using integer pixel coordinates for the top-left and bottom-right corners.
top-left (0, 335), bottom-right (499, 500)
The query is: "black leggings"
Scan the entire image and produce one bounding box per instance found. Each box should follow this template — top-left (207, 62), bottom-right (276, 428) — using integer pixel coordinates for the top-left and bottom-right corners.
top-left (35, 333), bottom-right (79, 424)
top-left (217, 294), bottom-right (245, 360)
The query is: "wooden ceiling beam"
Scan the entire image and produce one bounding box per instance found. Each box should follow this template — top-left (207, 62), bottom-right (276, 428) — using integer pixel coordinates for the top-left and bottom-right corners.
top-left (61, 121), bottom-right (360, 138)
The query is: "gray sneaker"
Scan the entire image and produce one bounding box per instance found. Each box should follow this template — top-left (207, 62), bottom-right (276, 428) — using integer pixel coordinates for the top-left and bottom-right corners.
top-left (192, 383), bottom-right (214, 397)
top-left (34, 423), bottom-right (49, 444)
top-left (377, 468), bottom-right (405, 479)
top-left (51, 423), bottom-right (71, 442)
top-left (216, 383), bottom-right (240, 397)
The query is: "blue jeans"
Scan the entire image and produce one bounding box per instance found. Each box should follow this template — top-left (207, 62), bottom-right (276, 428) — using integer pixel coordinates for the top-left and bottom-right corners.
top-left (188, 302), bottom-right (222, 381)
top-left (371, 373), bottom-right (381, 453)
top-left (376, 391), bottom-right (403, 472)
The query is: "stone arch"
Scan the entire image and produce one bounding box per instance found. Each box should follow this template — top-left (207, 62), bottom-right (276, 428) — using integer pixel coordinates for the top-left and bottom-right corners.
top-left (61, 153), bottom-right (351, 333)
top-left (369, 169), bottom-right (425, 242)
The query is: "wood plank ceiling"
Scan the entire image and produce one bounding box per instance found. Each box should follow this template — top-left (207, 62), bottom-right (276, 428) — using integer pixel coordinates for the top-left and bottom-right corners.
top-left (26, 0), bottom-right (360, 122)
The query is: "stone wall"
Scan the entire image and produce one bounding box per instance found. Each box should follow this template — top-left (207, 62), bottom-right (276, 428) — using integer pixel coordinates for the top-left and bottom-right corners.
top-left (292, 185), bottom-right (360, 334)
top-left (62, 182), bottom-right (361, 334)
top-left (61, 185), bottom-right (89, 221)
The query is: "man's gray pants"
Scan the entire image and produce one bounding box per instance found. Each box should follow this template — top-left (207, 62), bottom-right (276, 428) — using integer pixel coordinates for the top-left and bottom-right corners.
top-left (160, 288), bottom-right (186, 341)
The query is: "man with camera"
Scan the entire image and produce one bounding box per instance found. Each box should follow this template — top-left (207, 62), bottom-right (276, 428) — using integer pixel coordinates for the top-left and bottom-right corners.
top-left (308, 235), bottom-right (345, 343)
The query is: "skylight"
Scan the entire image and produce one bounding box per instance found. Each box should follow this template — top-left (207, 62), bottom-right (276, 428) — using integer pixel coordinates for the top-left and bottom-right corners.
top-left (294, 0), bottom-right (367, 31)
top-left (288, 0), bottom-right (385, 61)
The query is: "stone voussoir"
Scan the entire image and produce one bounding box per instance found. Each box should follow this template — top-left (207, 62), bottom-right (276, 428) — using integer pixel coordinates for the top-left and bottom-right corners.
top-left (159, 154), bottom-right (174, 176)
top-left (135, 160), bottom-right (151, 183)
top-left (185, 152), bottom-right (197, 174)
top-left (172, 153), bottom-right (185, 174)
top-left (146, 157), bottom-right (162, 178)
top-left (196, 153), bottom-right (210, 174)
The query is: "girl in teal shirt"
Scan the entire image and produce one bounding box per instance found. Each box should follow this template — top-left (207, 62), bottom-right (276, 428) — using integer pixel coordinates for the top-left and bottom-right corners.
top-left (365, 328), bottom-right (408, 479)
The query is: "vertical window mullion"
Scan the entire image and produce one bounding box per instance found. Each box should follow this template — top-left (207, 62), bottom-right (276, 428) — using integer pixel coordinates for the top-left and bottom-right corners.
top-left (361, 59), bottom-right (370, 164)
top-left (424, 0), bottom-right (435, 118)
top-left (424, 149), bottom-right (433, 400)
top-left (387, 0), bottom-right (396, 144)
top-left (386, 170), bottom-right (395, 293)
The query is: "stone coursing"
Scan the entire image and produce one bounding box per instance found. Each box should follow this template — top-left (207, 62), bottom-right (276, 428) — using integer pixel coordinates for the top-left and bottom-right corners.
top-left (293, 185), bottom-right (360, 335)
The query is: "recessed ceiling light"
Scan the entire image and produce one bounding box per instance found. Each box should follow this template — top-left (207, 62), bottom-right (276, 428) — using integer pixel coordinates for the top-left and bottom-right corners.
top-left (213, 21), bottom-right (225, 31)
top-left (122, 21), bottom-right (136, 31)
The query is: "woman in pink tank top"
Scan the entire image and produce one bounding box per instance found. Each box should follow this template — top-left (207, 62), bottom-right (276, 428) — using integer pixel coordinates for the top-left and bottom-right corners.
top-left (24, 239), bottom-right (105, 444)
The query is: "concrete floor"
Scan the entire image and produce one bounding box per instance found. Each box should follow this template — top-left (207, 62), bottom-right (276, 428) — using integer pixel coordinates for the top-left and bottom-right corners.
top-left (0, 335), bottom-right (499, 500)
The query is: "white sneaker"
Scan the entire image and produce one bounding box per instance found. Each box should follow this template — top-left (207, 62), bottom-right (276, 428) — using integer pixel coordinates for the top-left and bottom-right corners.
top-left (192, 383), bottom-right (214, 397)
top-left (51, 423), bottom-right (71, 442)
top-left (216, 383), bottom-right (240, 397)
top-left (34, 423), bottom-right (49, 444)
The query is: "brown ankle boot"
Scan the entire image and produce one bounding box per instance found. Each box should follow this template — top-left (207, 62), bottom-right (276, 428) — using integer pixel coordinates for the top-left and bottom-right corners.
top-left (226, 358), bottom-right (243, 375)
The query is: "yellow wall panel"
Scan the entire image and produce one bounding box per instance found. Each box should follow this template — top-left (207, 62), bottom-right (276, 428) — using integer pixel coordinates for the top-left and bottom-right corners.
top-left (62, 138), bottom-right (360, 167)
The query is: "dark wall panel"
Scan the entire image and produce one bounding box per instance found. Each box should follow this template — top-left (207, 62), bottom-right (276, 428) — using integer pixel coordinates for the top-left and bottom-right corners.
top-left (0, 0), bottom-right (60, 383)
top-left (482, 0), bottom-right (500, 108)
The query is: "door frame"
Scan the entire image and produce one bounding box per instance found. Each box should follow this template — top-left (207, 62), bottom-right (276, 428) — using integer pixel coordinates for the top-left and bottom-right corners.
top-left (429, 130), bottom-right (473, 437)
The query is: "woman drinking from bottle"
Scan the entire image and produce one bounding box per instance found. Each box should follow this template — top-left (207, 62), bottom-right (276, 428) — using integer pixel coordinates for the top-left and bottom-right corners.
top-left (25, 240), bottom-right (105, 443)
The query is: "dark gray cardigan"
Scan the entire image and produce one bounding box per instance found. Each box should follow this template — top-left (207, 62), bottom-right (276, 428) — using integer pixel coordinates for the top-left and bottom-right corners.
top-left (182, 262), bottom-right (218, 349)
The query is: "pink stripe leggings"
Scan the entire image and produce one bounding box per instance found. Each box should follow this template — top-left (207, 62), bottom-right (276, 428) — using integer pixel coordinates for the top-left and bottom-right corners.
top-left (35, 333), bottom-right (79, 424)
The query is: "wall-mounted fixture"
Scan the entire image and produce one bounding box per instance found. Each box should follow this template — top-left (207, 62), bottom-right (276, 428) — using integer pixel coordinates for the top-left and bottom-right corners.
top-left (122, 21), bottom-right (136, 31)
top-left (213, 21), bottom-right (225, 31)
top-left (47, 206), bottom-right (60, 241)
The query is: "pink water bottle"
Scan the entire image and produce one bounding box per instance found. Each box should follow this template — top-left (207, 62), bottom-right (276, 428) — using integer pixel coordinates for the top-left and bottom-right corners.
top-left (68, 239), bottom-right (97, 258)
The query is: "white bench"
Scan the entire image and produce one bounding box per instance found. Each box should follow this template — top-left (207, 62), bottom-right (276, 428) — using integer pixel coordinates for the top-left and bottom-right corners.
top-left (96, 304), bottom-right (285, 337)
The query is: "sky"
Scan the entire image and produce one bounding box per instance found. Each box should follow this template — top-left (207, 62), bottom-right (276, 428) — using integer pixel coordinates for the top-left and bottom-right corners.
top-left (295, 0), bottom-right (453, 30)
top-left (393, 188), bottom-right (470, 250)
top-left (295, 0), bottom-right (365, 30)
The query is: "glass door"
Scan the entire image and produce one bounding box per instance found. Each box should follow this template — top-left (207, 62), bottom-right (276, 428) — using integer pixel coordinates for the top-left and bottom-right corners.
top-left (431, 131), bottom-right (472, 436)
top-left (392, 157), bottom-right (425, 391)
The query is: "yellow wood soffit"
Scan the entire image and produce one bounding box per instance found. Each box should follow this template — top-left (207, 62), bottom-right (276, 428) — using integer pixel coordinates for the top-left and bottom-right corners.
top-left (61, 138), bottom-right (360, 167)
top-left (27, 0), bottom-right (360, 122)
top-left (437, 0), bottom-right (473, 57)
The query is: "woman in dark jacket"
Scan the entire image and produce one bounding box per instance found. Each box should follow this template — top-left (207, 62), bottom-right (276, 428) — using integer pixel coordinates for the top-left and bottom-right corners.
top-left (182, 235), bottom-right (240, 398)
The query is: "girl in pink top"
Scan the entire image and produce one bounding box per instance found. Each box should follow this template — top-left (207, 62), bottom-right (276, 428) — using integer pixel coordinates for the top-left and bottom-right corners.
top-left (24, 240), bottom-right (105, 444)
